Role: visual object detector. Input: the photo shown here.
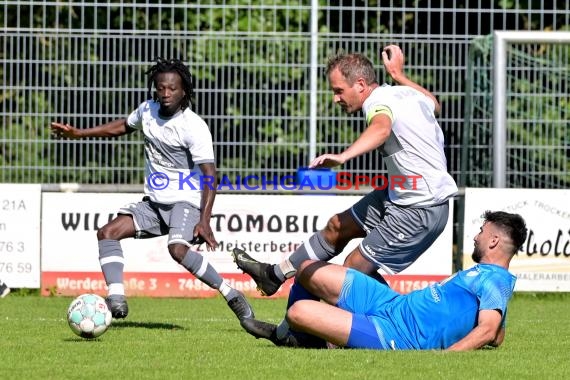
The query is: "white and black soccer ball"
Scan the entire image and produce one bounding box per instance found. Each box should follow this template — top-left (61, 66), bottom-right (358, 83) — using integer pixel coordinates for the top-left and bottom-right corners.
top-left (67, 294), bottom-right (112, 339)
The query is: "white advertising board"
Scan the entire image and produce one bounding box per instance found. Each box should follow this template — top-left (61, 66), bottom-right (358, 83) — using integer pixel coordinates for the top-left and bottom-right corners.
top-left (463, 188), bottom-right (570, 291)
top-left (0, 184), bottom-right (41, 288)
top-left (41, 193), bottom-right (453, 296)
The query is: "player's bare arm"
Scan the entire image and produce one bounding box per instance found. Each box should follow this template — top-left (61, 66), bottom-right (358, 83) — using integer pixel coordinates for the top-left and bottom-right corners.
top-left (381, 45), bottom-right (442, 116)
top-left (50, 118), bottom-right (130, 139)
top-left (310, 113), bottom-right (391, 169)
top-left (195, 162), bottom-right (218, 251)
top-left (446, 309), bottom-right (503, 351)
top-left (488, 327), bottom-right (505, 347)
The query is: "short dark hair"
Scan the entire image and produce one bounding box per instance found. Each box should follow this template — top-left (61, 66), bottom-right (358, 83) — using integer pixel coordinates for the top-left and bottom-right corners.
top-left (483, 210), bottom-right (528, 253)
top-left (325, 52), bottom-right (377, 86)
top-left (146, 58), bottom-right (195, 110)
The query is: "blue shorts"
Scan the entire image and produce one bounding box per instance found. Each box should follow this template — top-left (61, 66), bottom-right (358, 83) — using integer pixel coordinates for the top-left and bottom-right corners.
top-left (336, 268), bottom-right (401, 350)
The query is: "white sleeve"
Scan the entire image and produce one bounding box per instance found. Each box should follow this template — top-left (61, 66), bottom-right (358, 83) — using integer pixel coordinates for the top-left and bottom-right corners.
top-left (186, 119), bottom-right (215, 164)
top-left (126, 103), bottom-right (145, 130)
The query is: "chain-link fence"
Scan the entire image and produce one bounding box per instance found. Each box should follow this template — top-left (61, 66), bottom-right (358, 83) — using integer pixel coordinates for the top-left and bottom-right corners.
top-left (1, 1), bottom-right (569, 188)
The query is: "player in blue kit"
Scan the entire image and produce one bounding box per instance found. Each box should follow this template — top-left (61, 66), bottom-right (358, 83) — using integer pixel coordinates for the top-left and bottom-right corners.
top-left (50, 58), bottom-right (254, 322)
top-left (241, 210), bottom-right (527, 350)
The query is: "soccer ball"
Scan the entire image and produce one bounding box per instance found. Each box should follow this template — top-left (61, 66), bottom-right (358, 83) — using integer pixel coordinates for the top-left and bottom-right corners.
top-left (67, 294), bottom-right (112, 339)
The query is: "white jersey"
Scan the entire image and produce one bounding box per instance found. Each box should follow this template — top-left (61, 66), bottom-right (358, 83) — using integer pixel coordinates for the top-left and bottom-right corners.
top-left (127, 100), bottom-right (215, 206)
top-left (362, 85), bottom-right (458, 206)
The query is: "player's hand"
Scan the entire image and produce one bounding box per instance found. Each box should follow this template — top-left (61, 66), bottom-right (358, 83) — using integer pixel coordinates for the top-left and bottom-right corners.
top-left (381, 45), bottom-right (406, 83)
top-left (192, 222), bottom-right (218, 251)
top-left (309, 153), bottom-right (346, 169)
top-left (50, 122), bottom-right (82, 139)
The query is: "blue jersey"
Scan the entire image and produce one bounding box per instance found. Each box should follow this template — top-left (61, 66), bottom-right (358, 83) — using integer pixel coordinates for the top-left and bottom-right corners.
top-left (384, 264), bottom-right (516, 349)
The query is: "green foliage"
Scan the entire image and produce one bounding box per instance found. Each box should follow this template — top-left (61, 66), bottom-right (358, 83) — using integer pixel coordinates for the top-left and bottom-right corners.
top-left (1, 294), bottom-right (570, 379)
top-left (464, 34), bottom-right (570, 188)
top-left (0, 2), bottom-right (317, 183)
top-left (1, 3), bottom-right (569, 184)
top-left (507, 47), bottom-right (570, 187)
top-left (0, 91), bottom-right (57, 183)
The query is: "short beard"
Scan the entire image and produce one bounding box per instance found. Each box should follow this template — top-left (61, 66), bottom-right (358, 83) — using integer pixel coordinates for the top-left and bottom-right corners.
top-left (471, 246), bottom-right (483, 263)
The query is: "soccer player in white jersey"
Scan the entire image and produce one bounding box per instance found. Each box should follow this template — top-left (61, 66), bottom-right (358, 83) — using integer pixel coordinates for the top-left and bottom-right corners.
top-left (50, 58), bottom-right (254, 322)
top-left (243, 211), bottom-right (526, 350)
top-left (232, 45), bottom-right (458, 341)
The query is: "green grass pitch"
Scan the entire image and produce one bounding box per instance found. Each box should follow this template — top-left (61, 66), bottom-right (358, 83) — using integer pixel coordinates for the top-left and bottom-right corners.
top-left (1, 293), bottom-right (569, 379)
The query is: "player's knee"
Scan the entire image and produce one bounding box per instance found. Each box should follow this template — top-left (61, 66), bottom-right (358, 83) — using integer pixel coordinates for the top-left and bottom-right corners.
top-left (97, 224), bottom-right (117, 240)
top-left (296, 259), bottom-right (315, 276)
top-left (323, 211), bottom-right (360, 243)
top-left (286, 301), bottom-right (311, 329)
top-left (324, 214), bottom-right (342, 235)
top-left (296, 260), bottom-right (326, 286)
top-left (321, 214), bottom-right (344, 245)
top-left (168, 244), bottom-right (188, 263)
top-left (96, 215), bottom-right (134, 241)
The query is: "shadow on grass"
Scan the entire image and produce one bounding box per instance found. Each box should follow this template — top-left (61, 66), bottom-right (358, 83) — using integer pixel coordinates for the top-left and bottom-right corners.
top-left (63, 321), bottom-right (184, 342)
top-left (110, 320), bottom-right (185, 330)
top-left (64, 337), bottom-right (106, 342)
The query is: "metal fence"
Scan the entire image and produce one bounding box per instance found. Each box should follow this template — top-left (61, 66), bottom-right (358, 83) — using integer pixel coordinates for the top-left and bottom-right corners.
top-left (1, 1), bottom-right (569, 188)
top-left (463, 32), bottom-right (570, 189)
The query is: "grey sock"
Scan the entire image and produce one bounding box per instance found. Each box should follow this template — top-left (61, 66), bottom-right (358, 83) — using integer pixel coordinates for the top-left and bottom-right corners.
top-left (274, 232), bottom-right (337, 278)
top-left (98, 239), bottom-right (124, 284)
top-left (180, 250), bottom-right (225, 291)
